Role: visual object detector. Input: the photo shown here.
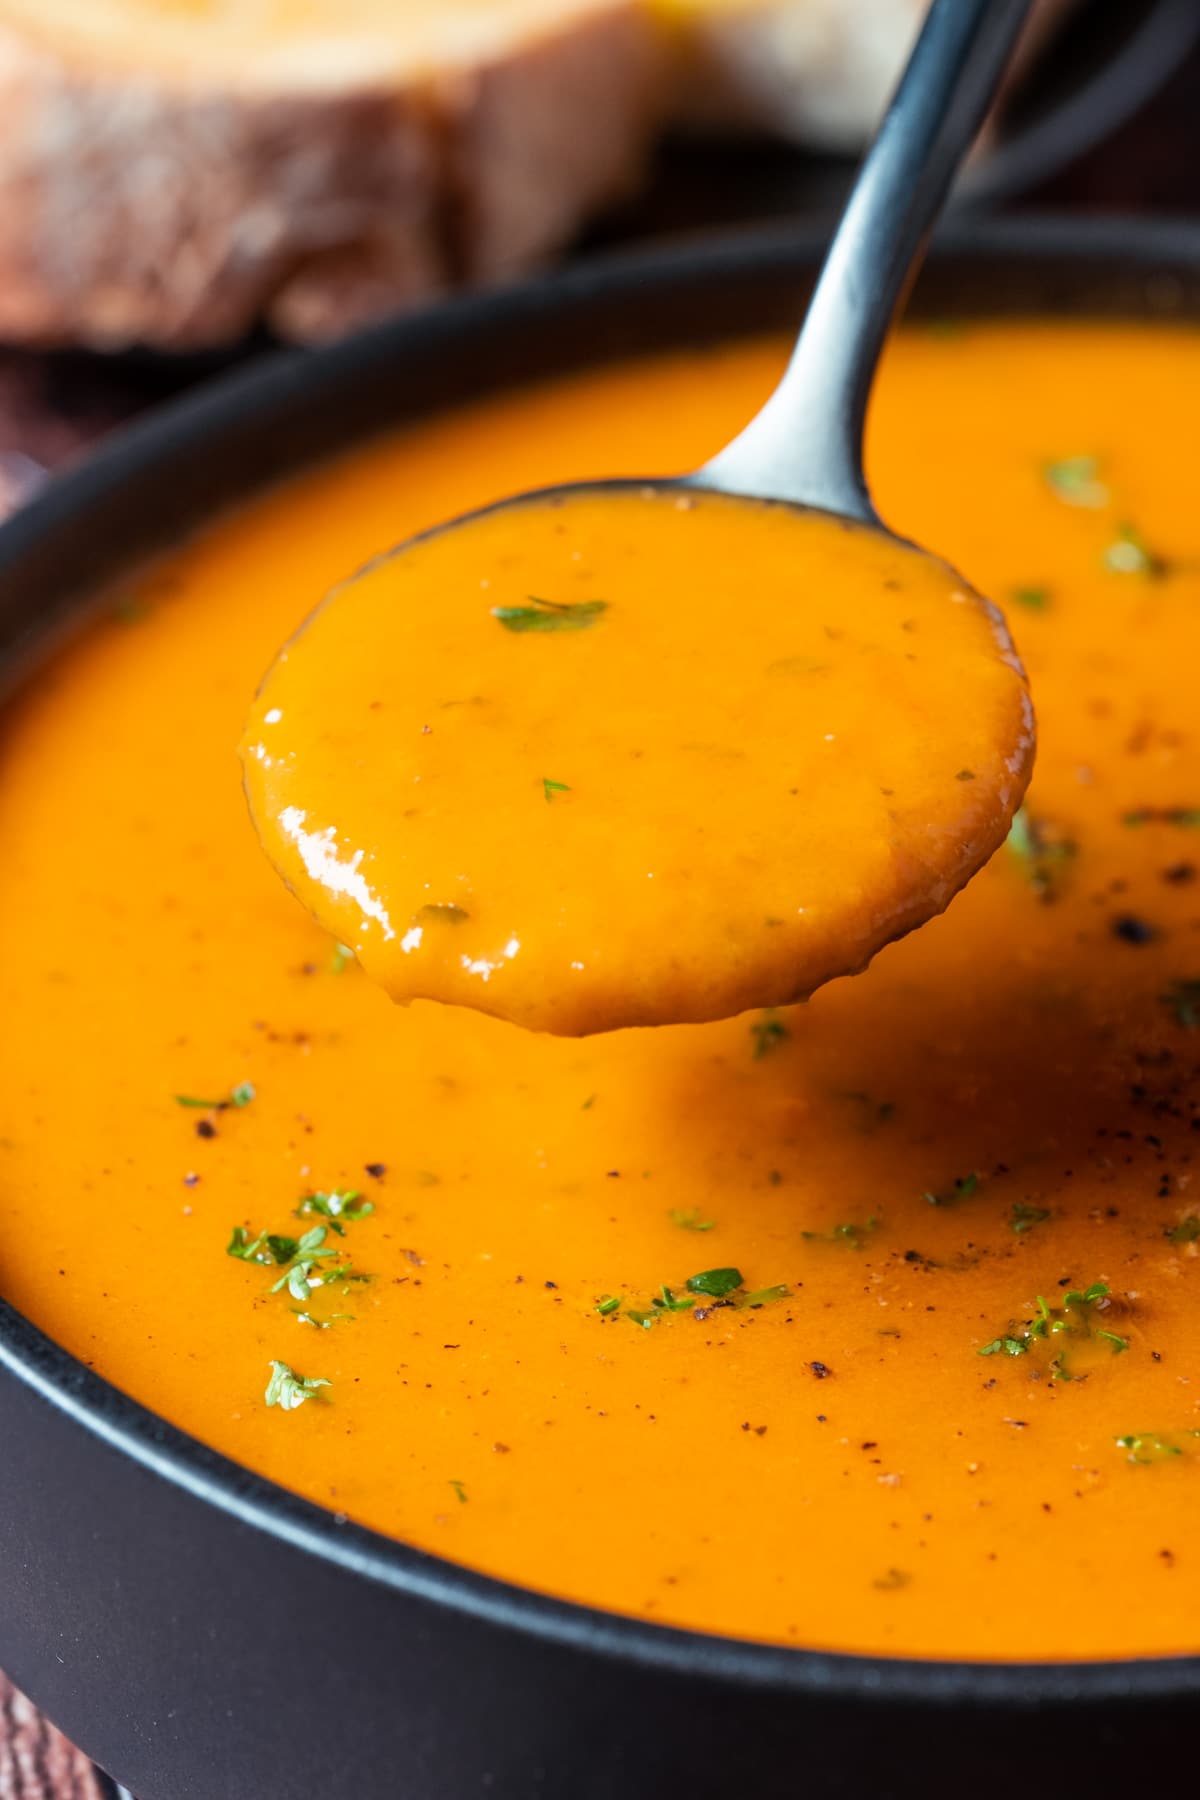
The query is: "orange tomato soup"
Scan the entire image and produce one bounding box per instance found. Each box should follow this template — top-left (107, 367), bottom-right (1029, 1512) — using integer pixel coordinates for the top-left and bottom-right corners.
top-left (242, 489), bottom-right (1031, 1033)
top-left (2, 319), bottom-right (1200, 1660)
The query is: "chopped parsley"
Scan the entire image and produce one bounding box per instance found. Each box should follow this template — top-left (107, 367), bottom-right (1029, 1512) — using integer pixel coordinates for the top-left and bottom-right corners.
top-left (742, 1284), bottom-right (790, 1307)
top-left (751, 1011), bottom-right (789, 1059)
top-left (1116, 1431), bottom-right (1200, 1464)
top-left (1103, 523), bottom-right (1168, 578)
top-left (978, 1281), bottom-right (1121, 1370)
top-left (269, 1225), bottom-right (340, 1302)
top-left (175, 1081), bottom-right (255, 1110)
top-left (1161, 979), bottom-right (1200, 1030)
top-left (923, 1172), bottom-right (979, 1208)
top-left (542, 778), bottom-right (571, 802)
top-left (449, 1479), bottom-right (468, 1504)
top-left (492, 597), bottom-right (608, 633)
top-left (979, 1336), bottom-right (1030, 1358)
top-left (802, 1216), bottom-right (878, 1248)
top-left (265, 1360), bottom-right (330, 1411)
top-left (1122, 807), bottom-right (1200, 829)
top-left (1006, 808), bottom-right (1077, 901)
top-left (1043, 455), bottom-right (1108, 508)
top-left (330, 942), bottom-right (355, 973)
top-left (605, 1263), bottom-right (785, 1327)
top-left (1011, 1202), bottom-right (1051, 1235)
top-left (652, 1285), bottom-right (695, 1313)
top-left (1011, 585), bottom-right (1051, 611)
top-left (670, 1207), bottom-right (715, 1232)
top-left (226, 1226), bottom-right (271, 1263)
top-left (686, 1267), bottom-right (744, 1299)
top-left (296, 1189), bottom-right (374, 1234)
top-left (1167, 1215), bottom-right (1200, 1244)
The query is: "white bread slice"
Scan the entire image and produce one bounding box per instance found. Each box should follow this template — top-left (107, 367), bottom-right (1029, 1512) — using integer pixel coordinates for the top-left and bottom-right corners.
top-left (0, 0), bottom-right (661, 349)
top-left (658, 0), bottom-right (1079, 151)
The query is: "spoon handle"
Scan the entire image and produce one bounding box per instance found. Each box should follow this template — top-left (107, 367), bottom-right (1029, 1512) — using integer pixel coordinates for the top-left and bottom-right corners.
top-left (698, 0), bottom-right (1035, 519)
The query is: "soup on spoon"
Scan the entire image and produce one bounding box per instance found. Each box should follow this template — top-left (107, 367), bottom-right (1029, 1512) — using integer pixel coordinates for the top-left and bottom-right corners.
top-left (241, 0), bottom-right (1037, 1035)
top-left (241, 486), bottom-right (1031, 1033)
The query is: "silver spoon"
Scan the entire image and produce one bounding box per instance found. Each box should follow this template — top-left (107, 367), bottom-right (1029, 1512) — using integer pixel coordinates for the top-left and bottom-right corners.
top-left (292, 0), bottom-right (1032, 552)
top-left (245, 0), bottom-right (1037, 1035)
top-left (696, 0), bottom-right (1034, 519)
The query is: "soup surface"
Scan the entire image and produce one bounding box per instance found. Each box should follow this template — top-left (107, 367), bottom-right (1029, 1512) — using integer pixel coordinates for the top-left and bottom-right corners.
top-left (244, 488), bottom-right (1031, 1033)
top-left (2, 320), bottom-right (1200, 1661)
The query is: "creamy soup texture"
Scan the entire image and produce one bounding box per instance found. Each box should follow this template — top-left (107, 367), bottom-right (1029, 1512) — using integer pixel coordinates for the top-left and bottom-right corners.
top-left (243, 488), bottom-right (1032, 1033)
top-left (2, 321), bottom-right (1200, 1661)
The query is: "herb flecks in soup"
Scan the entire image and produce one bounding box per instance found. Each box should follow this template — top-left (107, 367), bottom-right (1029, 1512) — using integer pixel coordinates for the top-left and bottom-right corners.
top-left (2, 322), bottom-right (1200, 1661)
top-left (242, 488), bottom-right (1032, 1034)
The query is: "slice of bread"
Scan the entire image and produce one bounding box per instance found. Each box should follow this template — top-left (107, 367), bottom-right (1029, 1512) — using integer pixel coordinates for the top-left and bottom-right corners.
top-left (0, 0), bottom-right (662, 349)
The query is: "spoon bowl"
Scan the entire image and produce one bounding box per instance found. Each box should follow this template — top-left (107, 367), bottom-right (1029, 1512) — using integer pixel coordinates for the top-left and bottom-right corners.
top-left (243, 0), bottom-right (1038, 1034)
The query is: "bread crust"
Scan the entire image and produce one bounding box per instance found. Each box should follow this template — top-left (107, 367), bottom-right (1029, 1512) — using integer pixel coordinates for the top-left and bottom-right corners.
top-left (0, 1), bottom-right (660, 349)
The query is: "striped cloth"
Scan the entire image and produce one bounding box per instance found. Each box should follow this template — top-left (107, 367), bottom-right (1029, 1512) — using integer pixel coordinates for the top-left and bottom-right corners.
top-left (0, 1675), bottom-right (115, 1800)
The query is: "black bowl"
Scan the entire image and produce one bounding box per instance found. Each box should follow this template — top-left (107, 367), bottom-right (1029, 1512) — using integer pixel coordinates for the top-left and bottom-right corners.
top-left (594, 0), bottom-right (1200, 245)
top-left (2, 217), bottom-right (1200, 1800)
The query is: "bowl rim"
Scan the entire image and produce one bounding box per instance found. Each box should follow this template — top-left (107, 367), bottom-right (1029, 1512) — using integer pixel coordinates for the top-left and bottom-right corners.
top-left (4, 210), bottom-right (1200, 1711)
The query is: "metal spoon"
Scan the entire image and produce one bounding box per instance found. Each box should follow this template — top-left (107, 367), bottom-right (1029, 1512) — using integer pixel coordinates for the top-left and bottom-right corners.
top-left (695, 0), bottom-right (1034, 518)
top-left (245, 0), bottom-right (1037, 1035)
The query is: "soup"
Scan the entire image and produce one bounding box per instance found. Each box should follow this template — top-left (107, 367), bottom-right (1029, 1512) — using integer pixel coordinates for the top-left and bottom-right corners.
top-left (1, 319), bottom-right (1199, 1661)
top-left (243, 488), bottom-right (1032, 1033)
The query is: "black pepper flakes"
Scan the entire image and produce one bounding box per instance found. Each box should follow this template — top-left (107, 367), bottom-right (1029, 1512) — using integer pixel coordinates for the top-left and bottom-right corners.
top-left (1112, 913), bottom-right (1159, 945)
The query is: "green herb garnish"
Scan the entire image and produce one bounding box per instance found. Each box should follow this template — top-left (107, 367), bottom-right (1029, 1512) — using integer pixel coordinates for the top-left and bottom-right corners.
top-left (979, 1335), bottom-right (1030, 1358)
top-left (978, 1281), bottom-right (1116, 1366)
top-left (1011, 586), bottom-right (1051, 611)
top-left (227, 1226), bottom-right (270, 1263)
top-left (1117, 1432), bottom-right (1194, 1464)
top-left (595, 1294), bottom-right (621, 1317)
top-left (652, 1285), bottom-right (695, 1313)
top-left (686, 1267), bottom-right (744, 1299)
top-left (742, 1284), bottom-right (790, 1307)
top-left (1043, 455), bottom-right (1108, 508)
top-left (1011, 1202), bottom-right (1051, 1235)
top-left (265, 1360), bottom-right (330, 1411)
top-left (269, 1226), bottom-right (340, 1302)
top-left (542, 778), bottom-right (571, 802)
top-left (923, 1172), bottom-right (979, 1208)
top-left (330, 942), bottom-right (354, 973)
top-left (626, 1309), bottom-right (657, 1330)
top-left (1103, 523), bottom-right (1168, 578)
top-left (1168, 1215), bottom-right (1200, 1244)
top-left (1122, 807), bottom-right (1200, 829)
top-left (1006, 807), bottom-right (1077, 901)
top-left (175, 1081), bottom-right (255, 1111)
top-left (670, 1207), bottom-right (715, 1232)
top-left (449, 1479), bottom-right (468, 1504)
top-left (493, 597), bottom-right (608, 634)
top-left (750, 1011), bottom-right (789, 1059)
top-left (296, 1190), bottom-right (374, 1234)
top-left (802, 1216), bottom-right (878, 1249)
top-left (1161, 979), bottom-right (1200, 1030)
top-left (1059, 1282), bottom-right (1110, 1313)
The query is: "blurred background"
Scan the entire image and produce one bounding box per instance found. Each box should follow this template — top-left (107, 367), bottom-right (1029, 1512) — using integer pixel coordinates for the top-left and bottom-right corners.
top-left (1, 0), bottom-right (1199, 523)
top-left (1, 0), bottom-right (1199, 1793)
